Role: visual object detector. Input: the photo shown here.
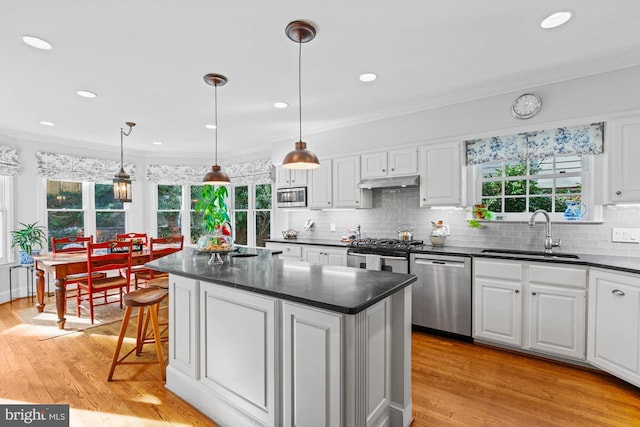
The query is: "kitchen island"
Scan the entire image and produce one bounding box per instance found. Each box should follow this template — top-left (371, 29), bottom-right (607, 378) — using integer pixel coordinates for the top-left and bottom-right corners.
top-left (146, 247), bottom-right (416, 427)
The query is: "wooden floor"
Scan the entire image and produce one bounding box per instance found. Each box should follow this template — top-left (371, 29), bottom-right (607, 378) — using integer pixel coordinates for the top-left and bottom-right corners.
top-left (1, 297), bottom-right (639, 426)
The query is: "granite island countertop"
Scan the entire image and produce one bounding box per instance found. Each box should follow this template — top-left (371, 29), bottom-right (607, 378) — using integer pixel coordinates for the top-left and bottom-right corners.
top-left (146, 247), bottom-right (416, 314)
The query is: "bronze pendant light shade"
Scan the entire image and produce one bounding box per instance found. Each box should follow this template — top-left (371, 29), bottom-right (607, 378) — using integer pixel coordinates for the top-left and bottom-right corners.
top-left (282, 20), bottom-right (320, 170)
top-left (113, 121), bottom-right (136, 202)
top-left (203, 73), bottom-right (231, 185)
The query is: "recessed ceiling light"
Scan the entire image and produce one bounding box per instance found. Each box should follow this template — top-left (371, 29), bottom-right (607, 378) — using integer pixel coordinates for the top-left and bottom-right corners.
top-left (274, 102), bottom-right (288, 109)
top-left (359, 73), bottom-right (378, 82)
top-left (76, 90), bottom-right (97, 98)
top-left (205, 124), bottom-right (217, 130)
top-left (22, 35), bottom-right (52, 50)
top-left (39, 121), bottom-right (55, 126)
top-left (152, 141), bottom-right (163, 145)
top-left (541, 11), bottom-right (573, 29)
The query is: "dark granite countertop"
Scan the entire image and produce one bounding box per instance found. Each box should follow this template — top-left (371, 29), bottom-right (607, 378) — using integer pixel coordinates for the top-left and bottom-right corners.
top-left (265, 238), bottom-right (350, 247)
top-left (265, 238), bottom-right (640, 275)
top-left (146, 247), bottom-right (416, 314)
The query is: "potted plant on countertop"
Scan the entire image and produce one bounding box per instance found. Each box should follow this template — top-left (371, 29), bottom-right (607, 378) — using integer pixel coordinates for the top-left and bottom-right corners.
top-left (10, 221), bottom-right (47, 264)
top-left (467, 204), bottom-right (497, 228)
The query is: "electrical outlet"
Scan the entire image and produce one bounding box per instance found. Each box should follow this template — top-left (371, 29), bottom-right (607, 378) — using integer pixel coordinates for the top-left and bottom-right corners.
top-left (330, 223), bottom-right (336, 232)
top-left (612, 228), bottom-right (640, 243)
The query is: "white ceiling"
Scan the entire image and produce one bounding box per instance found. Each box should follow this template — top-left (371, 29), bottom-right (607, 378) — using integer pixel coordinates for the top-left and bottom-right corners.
top-left (2, 0), bottom-right (640, 158)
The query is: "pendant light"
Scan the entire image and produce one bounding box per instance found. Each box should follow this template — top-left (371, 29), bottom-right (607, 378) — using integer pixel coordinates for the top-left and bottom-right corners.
top-left (203, 73), bottom-right (231, 185)
top-left (282, 20), bottom-right (320, 170)
top-left (113, 121), bottom-right (136, 202)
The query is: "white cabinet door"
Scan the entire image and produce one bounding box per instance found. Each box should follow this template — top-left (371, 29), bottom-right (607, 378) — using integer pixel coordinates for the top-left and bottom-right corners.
top-left (275, 167), bottom-right (308, 188)
top-left (528, 284), bottom-right (586, 360)
top-left (308, 160), bottom-right (333, 209)
top-left (588, 269), bottom-right (640, 387)
top-left (419, 141), bottom-right (463, 206)
top-left (361, 151), bottom-right (388, 179)
top-left (168, 275), bottom-right (199, 379)
top-left (389, 147), bottom-right (418, 176)
top-left (303, 246), bottom-right (347, 266)
top-left (199, 282), bottom-right (277, 426)
top-left (474, 278), bottom-right (523, 347)
top-left (283, 302), bottom-right (342, 427)
top-left (333, 155), bottom-right (372, 208)
top-left (609, 117), bottom-right (640, 202)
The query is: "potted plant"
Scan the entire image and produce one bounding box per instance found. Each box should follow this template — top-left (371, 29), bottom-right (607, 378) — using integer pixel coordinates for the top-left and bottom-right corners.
top-left (194, 185), bottom-right (231, 235)
top-left (10, 221), bottom-right (47, 264)
top-left (467, 204), bottom-right (497, 228)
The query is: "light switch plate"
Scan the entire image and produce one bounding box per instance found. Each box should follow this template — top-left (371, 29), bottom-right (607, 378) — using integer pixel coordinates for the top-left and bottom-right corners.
top-left (612, 228), bottom-right (640, 243)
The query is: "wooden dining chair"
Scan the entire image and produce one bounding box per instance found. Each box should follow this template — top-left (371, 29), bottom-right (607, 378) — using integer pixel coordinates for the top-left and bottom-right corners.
top-left (134, 235), bottom-right (184, 289)
top-left (50, 235), bottom-right (105, 306)
top-left (77, 240), bottom-right (133, 324)
top-left (117, 232), bottom-right (149, 278)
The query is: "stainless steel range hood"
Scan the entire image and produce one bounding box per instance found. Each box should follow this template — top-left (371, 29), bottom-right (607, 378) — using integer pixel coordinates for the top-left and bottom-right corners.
top-left (358, 175), bottom-right (420, 189)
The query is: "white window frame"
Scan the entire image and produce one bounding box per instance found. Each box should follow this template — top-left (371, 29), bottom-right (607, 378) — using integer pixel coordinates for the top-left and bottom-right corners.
top-left (40, 178), bottom-right (130, 250)
top-left (0, 176), bottom-right (14, 264)
top-left (469, 155), bottom-right (599, 222)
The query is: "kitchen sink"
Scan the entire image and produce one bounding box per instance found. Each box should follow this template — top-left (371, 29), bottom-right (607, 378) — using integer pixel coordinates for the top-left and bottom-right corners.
top-left (481, 249), bottom-right (580, 259)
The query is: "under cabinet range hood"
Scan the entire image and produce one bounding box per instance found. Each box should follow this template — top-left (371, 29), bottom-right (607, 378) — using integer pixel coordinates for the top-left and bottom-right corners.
top-left (358, 175), bottom-right (420, 189)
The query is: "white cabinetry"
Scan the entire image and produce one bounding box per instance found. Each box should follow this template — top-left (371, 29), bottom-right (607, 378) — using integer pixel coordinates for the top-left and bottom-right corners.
top-left (609, 116), bottom-right (640, 202)
top-left (418, 141), bottom-right (463, 206)
top-left (168, 274), bottom-right (199, 379)
top-left (474, 259), bottom-right (587, 361)
top-left (276, 167), bottom-right (307, 188)
top-left (361, 148), bottom-right (418, 179)
top-left (265, 242), bottom-right (303, 261)
top-left (588, 268), bottom-right (640, 388)
top-left (304, 246), bottom-right (347, 266)
top-left (308, 160), bottom-right (333, 208)
top-left (333, 155), bottom-right (372, 209)
top-left (283, 302), bottom-right (342, 426)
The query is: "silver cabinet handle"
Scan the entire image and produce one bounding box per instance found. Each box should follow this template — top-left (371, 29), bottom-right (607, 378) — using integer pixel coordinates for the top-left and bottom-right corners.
top-left (612, 289), bottom-right (625, 296)
top-left (616, 191), bottom-right (622, 196)
top-left (531, 292), bottom-right (537, 295)
top-left (391, 168), bottom-right (395, 171)
top-left (382, 169), bottom-right (386, 172)
top-left (515, 290), bottom-right (520, 294)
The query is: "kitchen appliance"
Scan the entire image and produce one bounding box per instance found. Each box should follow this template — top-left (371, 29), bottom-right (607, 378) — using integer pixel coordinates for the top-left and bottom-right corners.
top-left (276, 186), bottom-right (307, 208)
top-left (347, 238), bottom-right (423, 274)
top-left (397, 226), bottom-right (413, 241)
top-left (410, 253), bottom-right (472, 340)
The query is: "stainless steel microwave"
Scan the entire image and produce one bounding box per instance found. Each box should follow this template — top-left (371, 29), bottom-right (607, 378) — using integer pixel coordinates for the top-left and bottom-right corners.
top-left (276, 187), bottom-right (307, 208)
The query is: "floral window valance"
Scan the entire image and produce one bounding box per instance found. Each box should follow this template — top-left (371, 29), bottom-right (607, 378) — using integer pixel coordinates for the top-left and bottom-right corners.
top-left (0, 145), bottom-right (20, 176)
top-left (36, 151), bottom-right (136, 182)
top-left (466, 122), bottom-right (604, 165)
top-left (146, 158), bottom-right (273, 186)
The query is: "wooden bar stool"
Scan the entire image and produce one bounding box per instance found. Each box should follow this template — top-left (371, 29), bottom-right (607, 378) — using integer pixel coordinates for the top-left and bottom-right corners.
top-left (108, 287), bottom-right (169, 381)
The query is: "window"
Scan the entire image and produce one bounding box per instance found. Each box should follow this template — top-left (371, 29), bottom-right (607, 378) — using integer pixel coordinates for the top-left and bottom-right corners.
top-left (190, 185), bottom-right (205, 244)
top-left (0, 176), bottom-right (11, 263)
top-left (46, 179), bottom-right (127, 247)
top-left (477, 154), bottom-right (590, 220)
top-left (157, 184), bottom-right (182, 238)
top-left (231, 183), bottom-right (272, 247)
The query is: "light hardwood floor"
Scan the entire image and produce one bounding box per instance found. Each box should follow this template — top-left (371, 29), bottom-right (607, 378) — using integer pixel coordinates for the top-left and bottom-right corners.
top-left (1, 296), bottom-right (639, 426)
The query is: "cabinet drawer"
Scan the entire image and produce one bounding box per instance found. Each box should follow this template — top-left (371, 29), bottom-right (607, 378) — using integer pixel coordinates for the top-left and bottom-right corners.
top-left (475, 260), bottom-right (523, 281)
top-left (529, 264), bottom-right (586, 288)
top-left (266, 243), bottom-right (302, 258)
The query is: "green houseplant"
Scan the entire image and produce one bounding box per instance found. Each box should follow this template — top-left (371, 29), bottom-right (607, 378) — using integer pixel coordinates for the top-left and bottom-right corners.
top-left (194, 185), bottom-right (231, 234)
top-left (11, 221), bottom-right (48, 264)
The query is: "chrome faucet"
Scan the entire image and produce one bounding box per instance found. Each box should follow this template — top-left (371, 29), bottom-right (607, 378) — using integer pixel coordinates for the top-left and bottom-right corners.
top-left (528, 209), bottom-right (561, 253)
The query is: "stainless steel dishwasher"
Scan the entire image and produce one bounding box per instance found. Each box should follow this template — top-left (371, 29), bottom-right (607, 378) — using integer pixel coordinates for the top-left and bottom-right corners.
top-left (410, 253), bottom-right (472, 339)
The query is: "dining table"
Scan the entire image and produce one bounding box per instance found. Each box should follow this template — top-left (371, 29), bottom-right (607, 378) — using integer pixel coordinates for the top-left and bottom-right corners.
top-left (33, 249), bottom-right (152, 329)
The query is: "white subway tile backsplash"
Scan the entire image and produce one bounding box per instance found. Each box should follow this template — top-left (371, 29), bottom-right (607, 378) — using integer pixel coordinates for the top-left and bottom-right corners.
top-left (286, 187), bottom-right (640, 257)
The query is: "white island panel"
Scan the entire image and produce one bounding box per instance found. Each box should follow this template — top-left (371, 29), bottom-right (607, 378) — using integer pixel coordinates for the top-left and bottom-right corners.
top-left (200, 282), bottom-right (277, 426)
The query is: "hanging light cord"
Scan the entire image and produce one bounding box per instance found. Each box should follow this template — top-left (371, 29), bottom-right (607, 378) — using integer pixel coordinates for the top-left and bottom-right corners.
top-left (298, 38), bottom-right (302, 143)
top-left (214, 83), bottom-right (219, 165)
top-left (120, 124), bottom-right (133, 170)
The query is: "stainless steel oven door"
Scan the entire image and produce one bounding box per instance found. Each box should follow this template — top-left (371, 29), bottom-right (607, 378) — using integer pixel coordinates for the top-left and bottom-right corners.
top-left (347, 253), bottom-right (408, 274)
